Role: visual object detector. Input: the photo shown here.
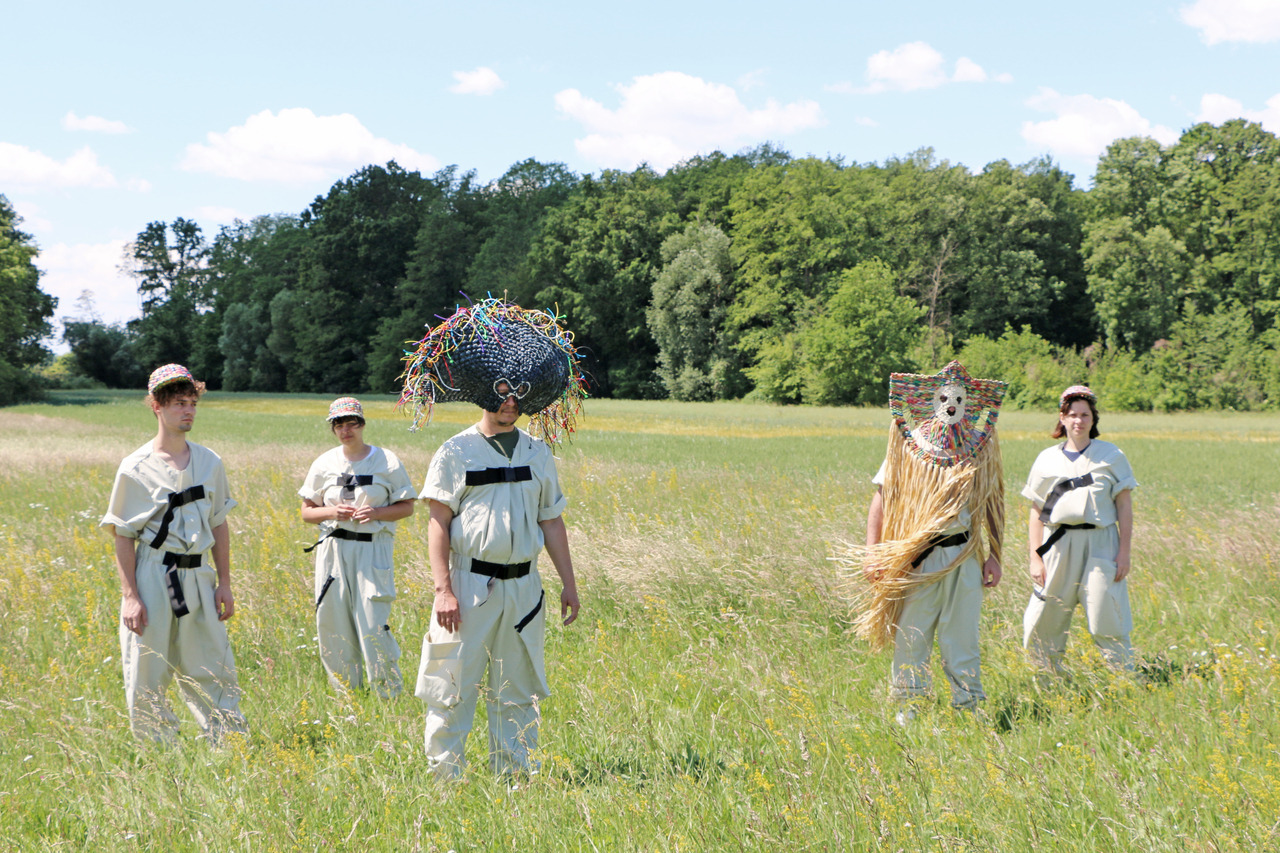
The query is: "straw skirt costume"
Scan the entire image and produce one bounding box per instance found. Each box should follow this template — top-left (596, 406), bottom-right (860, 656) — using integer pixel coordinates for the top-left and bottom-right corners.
top-left (1022, 441), bottom-right (1137, 670)
top-left (299, 445), bottom-right (416, 696)
top-left (101, 442), bottom-right (247, 742)
top-left (415, 427), bottom-right (567, 777)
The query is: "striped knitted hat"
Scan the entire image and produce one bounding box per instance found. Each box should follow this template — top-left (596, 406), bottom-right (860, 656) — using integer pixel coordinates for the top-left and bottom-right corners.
top-left (147, 363), bottom-right (195, 394)
top-left (327, 397), bottom-right (365, 421)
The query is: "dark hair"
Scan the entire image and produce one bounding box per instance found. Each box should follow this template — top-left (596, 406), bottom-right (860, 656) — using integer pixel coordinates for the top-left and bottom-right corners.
top-left (146, 379), bottom-right (205, 410)
top-left (1051, 394), bottom-right (1100, 439)
top-left (330, 416), bottom-right (365, 433)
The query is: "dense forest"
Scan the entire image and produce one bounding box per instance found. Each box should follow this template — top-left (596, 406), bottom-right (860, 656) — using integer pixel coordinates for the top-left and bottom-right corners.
top-left (8, 118), bottom-right (1280, 410)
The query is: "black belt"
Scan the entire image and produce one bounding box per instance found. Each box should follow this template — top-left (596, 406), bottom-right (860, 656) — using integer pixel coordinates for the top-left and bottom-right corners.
top-left (912, 532), bottom-right (970, 568)
top-left (160, 551), bottom-right (201, 617)
top-left (303, 527), bottom-right (374, 553)
top-left (470, 558), bottom-right (531, 580)
top-left (150, 485), bottom-right (207, 549)
top-left (1035, 523), bottom-right (1097, 558)
top-left (466, 466), bottom-right (532, 486)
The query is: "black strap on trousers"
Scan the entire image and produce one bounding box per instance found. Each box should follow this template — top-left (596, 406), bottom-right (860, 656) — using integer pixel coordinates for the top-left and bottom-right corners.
top-left (470, 558), bottom-right (531, 580)
top-left (1034, 523), bottom-right (1097, 558)
top-left (303, 527), bottom-right (374, 553)
top-left (911, 531), bottom-right (971, 569)
top-left (161, 551), bottom-right (201, 617)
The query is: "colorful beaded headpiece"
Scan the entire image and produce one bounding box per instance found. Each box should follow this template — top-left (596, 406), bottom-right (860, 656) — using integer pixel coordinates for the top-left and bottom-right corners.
top-left (147, 363), bottom-right (195, 394)
top-left (397, 297), bottom-right (588, 447)
top-left (888, 361), bottom-right (1006, 467)
top-left (327, 397), bottom-right (364, 421)
top-left (1059, 384), bottom-right (1096, 407)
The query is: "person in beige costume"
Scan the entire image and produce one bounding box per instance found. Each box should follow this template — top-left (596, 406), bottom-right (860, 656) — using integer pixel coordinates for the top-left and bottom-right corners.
top-left (100, 364), bottom-right (247, 743)
top-left (300, 397), bottom-right (416, 697)
top-left (399, 298), bottom-right (586, 779)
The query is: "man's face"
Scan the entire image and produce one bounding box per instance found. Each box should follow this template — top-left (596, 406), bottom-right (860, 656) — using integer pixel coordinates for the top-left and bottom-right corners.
top-left (493, 382), bottom-right (520, 427)
top-left (155, 395), bottom-right (198, 432)
top-left (933, 382), bottom-right (966, 426)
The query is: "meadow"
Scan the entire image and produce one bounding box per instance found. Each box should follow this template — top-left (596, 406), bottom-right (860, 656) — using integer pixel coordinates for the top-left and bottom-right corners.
top-left (0, 392), bottom-right (1277, 851)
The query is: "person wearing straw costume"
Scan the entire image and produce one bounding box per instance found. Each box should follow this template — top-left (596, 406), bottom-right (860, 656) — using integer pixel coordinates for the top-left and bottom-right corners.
top-left (398, 297), bottom-right (586, 779)
top-left (1022, 385), bottom-right (1137, 673)
top-left (299, 397), bottom-right (416, 697)
top-left (851, 361), bottom-right (1006, 723)
top-left (100, 364), bottom-right (248, 743)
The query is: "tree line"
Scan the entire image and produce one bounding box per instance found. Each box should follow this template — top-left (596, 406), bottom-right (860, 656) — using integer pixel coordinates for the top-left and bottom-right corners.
top-left (7, 118), bottom-right (1280, 410)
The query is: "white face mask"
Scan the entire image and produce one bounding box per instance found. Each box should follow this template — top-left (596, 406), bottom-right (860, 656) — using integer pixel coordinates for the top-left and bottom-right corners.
top-left (933, 382), bottom-right (967, 426)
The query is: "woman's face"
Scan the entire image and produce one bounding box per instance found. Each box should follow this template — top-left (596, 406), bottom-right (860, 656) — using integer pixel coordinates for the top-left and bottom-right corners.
top-left (1059, 400), bottom-right (1093, 442)
top-left (332, 417), bottom-right (365, 443)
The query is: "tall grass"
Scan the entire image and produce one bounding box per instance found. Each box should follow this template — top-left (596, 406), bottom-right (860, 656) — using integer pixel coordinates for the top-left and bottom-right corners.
top-left (0, 392), bottom-right (1276, 850)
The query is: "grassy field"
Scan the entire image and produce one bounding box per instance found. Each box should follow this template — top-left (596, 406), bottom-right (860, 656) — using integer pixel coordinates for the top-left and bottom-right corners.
top-left (0, 391), bottom-right (1277, 851)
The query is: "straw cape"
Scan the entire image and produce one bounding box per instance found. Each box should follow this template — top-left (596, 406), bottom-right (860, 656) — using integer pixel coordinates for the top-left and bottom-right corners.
top-left (395, 297), bottom-right (588, 448)
top-left (838, 361), bottom-right (1007, 651)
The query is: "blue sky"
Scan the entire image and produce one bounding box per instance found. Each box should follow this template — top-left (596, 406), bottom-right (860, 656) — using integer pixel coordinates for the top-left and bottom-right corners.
top-left (3, 0), bottom-right (1279, 334)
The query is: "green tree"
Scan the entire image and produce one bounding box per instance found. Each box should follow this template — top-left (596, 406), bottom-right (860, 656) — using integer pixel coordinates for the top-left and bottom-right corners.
top-left (1084, 218), bottom-right (1190, 351)
top-left (123, 218), bottom-right (214, 379)
top-left (796, 259), bottom-right (923, 405)
top-left (0, 195), bottom-right (57, 404)
top-left (647, 222), bottom-right (747, 400)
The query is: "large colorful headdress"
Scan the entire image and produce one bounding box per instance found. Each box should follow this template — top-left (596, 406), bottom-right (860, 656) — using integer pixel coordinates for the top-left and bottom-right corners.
top-left (889, 361), bottom-right (1006, 467)
top-left (397, 297), bottom-right (588, 447)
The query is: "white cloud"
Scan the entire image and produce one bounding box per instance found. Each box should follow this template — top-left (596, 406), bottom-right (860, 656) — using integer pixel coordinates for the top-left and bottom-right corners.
top-left (831, 42), bottom-right (1009, 94)
top-left (62, 111), bottom-right (132, 134)
top-left (179, 108), bottom-right (441, 183)
top-left (0, 143), bottom-right (117, 188)
top-left (450, 66), bottom-right (505, 96)
top-left (10, 200), bottom-right (52, 234)
top-left (38, 240), bottom-right (141, 328)
top-left (1021, 88), bottom-right (1180, 162)
top-left (1181, 0), bottom-right (1280, 44)
top-left (737, 69), bottom-right (768, 92)
top-left (952, 57), bottom-right (988, 83)
top-left (865, 42), bottom-right (949, 92)
top-left (1196, 92), bottom-right (1280, 130)
top-left (554, 71), bottom-right (823, 171)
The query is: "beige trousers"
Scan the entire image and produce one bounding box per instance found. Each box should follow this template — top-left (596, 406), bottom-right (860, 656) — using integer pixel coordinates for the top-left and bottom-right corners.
top-left (313, 534), bottom-right (402, 697)
top-left (416, 562), bottom-right (549, 779)
top-left (890, 542), bottom-right (986, 710)
top-left (120, 548), bottom-right (247, 743)
top-left (1023, 524), bottom-right (1133, 671)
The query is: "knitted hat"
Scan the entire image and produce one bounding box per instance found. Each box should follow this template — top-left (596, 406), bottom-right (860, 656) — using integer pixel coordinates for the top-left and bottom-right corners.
top-left (1059, 384), bottom-right (1096, 407)
top-left (147, 363), bottom-right (195, 395)
top-left (888, 361), bottom-right (1006, 466)
top-left (397, 297), bottom-right (587, 446)
top-left (327, 397), bottom-right (365, 421)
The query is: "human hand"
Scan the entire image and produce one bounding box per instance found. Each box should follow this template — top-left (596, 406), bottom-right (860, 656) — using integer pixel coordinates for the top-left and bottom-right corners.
top-left (122, 594), bottom-right (148, 636)
top-left (982, 555), bottom-right (1002, 588)
top-left (1115, 554), bottom-right (1130, 583)
top-left (434, 590), bottom-right (461, 633)
top-left (1029, 555), bottom-right (1046, 587)
top-left (215, 583), bottom-right (236, 621)
top-left (333, 503), bottom-right (357, 521)
top-left (351, 505), bottom-right (376, 524)
top-left (561, 585), bottom-right (580, 626)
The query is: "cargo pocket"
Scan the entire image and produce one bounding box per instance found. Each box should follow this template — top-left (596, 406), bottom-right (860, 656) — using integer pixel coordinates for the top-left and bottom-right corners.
top-left (415, 631), bottom-right (462, 707)
top-left (359, 562), bottom-right (396, 603)
top-left (1084, 558), bottom-right (1132, 638)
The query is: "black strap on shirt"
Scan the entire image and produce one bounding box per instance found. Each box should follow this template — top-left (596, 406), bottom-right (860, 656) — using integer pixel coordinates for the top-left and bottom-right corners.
top-left (338, 473), bottom-right (374, 501)
top-left (466, 466), bottom-right (532, 486)
top-left (515, 590), bottom-right (545, 633)
top-left (160, 551), bottom-right (200, 617)
top-left (911, 531), bottom-right (971, 569)
top-left (1034, 523), bottom-right (1097, 558)
top-left (470, 558), bottom-right (531, 580)
top-left (149, 485), bottom-right (207, 550)
top-left (1038, 473), bottom-right (1094, 523)
top-left (303, 527), bottom-right (374, 553)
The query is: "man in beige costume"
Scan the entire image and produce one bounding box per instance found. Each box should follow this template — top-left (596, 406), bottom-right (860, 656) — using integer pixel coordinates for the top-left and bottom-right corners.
top-left (101, 364), bottom-right (247, 743)
top-left (398, 298), bottom-right (586, 778)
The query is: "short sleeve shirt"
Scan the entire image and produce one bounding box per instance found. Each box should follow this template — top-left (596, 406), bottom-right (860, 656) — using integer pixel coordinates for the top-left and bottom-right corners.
top-left (298, 445), bottom-right (417, 537)
top-left (100, 441), bottom-right (236, 554)
top-left (421, 426), bottom-right (567, 565)
top-left (1022, 440), bottom-right (1138, 527)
